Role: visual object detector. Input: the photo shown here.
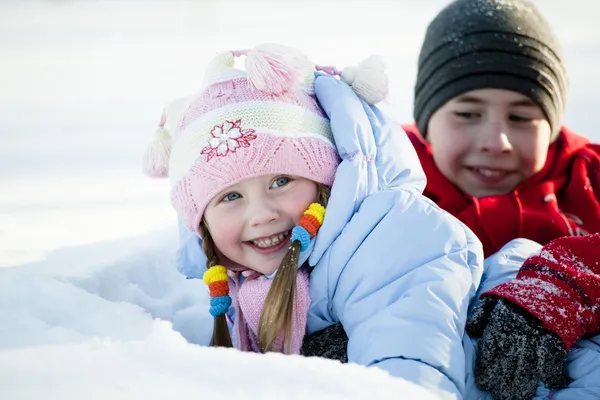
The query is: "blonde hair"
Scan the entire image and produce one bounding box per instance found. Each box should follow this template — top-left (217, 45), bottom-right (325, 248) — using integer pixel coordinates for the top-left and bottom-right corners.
top-left (200, 183), bottom-right (330, 352)
top-left (200, 226), bottom-right (233, 348)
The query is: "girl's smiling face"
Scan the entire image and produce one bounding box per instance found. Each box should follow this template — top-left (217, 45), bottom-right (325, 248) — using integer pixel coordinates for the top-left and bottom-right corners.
top-left (203, 174), bottom-right (317, 276)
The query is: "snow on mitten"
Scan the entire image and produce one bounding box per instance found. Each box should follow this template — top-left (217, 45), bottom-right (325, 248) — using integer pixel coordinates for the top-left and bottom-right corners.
top-left (483, 234), bottom-right (600, 350)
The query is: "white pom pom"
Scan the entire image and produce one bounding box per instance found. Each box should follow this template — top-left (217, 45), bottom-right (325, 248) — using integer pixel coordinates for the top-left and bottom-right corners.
top-left (340, 66), bottom-right (357, 85)
top-left (341, 55), bottom-right (389, 104)
top-left (142, 96), bottom-right (193, 178)
top-left (206, 51), bottom-right (235, 74)
top-left (245, 43), bottom-right (310, 94)
top-left (143, 125), bottom-right (172, 178)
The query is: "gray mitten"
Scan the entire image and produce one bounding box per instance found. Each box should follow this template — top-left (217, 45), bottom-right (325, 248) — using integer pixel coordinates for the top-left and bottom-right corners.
top-left (301, 323), bottom-right (348, 363)
top-left (467, 297), bottom-right (569, 400)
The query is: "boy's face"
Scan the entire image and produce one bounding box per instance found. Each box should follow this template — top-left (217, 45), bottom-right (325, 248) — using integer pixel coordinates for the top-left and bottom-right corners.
top-left (427, 89), bottom-right (552, 198)
top-left (203, 174), bottom-right (317, 276)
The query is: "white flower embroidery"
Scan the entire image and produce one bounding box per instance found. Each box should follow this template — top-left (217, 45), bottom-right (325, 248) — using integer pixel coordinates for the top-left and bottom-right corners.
top-left (201, 119), bottom-right (256, 161)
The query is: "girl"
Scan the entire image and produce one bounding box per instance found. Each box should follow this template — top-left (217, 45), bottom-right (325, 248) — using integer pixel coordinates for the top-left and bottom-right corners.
top-left (146, 44), bottom-right (483, 399)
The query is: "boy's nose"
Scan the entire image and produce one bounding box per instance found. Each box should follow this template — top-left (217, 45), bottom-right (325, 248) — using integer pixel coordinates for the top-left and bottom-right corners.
top-left (478, 123), bottom-right (513, 154)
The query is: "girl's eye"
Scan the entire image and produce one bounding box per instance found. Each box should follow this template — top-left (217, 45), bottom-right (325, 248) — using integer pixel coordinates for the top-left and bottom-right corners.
top-left (271, 176), bottom-right (290, 188)
top-left (222, 192), bottom-right (241, 202)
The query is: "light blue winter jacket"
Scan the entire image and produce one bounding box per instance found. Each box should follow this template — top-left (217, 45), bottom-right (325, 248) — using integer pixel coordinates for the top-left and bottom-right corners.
top-left (305, 75), bottom-right (483, 400)
top-left (176, 74), bottom-right (484, 400)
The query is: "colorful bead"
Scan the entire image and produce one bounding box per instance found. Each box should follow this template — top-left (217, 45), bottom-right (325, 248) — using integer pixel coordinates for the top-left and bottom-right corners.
top-left (203, 265), bottom-right (228, 285)
top-left (209, 296), bottom-right (232, 316)
top-left (305, 204), bottom-right (325, 224)
top-left (290, 203), bottom-right (326, 251)
top-left (291, 225), bottom-right (311, 251)
top-left (208, 280), bottom-right (229, 297)
top-left (298, 214), bottom-right (320, 236)
top-left (204, 265), bottom-right (231, 317)
top-left (308, 203), bottom-right (326, 214)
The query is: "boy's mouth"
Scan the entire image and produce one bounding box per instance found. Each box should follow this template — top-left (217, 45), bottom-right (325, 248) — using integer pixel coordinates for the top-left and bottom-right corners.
top-left (466, 166), bottom-right (516, 185)
top-left (469, 167), bottom-right (509, 178)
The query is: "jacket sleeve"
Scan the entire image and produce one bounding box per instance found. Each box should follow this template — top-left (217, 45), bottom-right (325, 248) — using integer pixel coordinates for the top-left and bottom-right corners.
top-left (309, 73), bottom-right (484, 399)
top-left (483, 233), bottom-right (600, 350)
top-left (471, 238), bottom-right (542, 307)
top-left (309, 73), bottom-right (428, 265)
top-left (309, 189), bottom-right (482, 400)
top-left (175, 218), bottom-right (206, 279)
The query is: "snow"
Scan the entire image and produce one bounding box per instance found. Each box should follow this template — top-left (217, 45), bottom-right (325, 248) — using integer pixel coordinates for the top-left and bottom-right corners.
top-left (0, 233), bottom-right (438, 399)
top-left (2, 333), bottom-right (437, 399)
top-left (1, 0), bottom-right (599, 399)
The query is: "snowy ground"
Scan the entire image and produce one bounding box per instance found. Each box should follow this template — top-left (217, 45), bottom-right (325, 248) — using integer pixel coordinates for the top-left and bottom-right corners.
top-left (0, 228), bottom-right (438, 399)
top-left (1, 0), bottom-right (599, 399)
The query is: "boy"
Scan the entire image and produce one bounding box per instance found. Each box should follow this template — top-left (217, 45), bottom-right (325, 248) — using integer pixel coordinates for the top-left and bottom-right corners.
top-left (405, 0), bottom-right (600, 398)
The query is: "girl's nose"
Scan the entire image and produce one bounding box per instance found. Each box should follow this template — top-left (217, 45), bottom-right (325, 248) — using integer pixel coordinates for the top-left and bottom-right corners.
top-left (247, 198), bottom-right (280, 227)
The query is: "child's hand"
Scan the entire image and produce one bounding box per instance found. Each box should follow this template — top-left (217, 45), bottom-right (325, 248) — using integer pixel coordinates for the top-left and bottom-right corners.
top-left (301, 323), bottom-right (348, 362)
top-left (466, 297), bottom-right (569, 400)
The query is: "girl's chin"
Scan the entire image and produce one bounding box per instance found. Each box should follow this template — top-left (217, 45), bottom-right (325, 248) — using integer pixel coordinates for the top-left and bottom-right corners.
top-left (242, 241), bottom-right (291, 275)
top-left (247, 256), bottom-right (287, 277)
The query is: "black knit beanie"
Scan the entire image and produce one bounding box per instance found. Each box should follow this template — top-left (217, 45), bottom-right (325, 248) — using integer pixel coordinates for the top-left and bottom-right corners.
top-left (414, 0), bottom-right (567, 139)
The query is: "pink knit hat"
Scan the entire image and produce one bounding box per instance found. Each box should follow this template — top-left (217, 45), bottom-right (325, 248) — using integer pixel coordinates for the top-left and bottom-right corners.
top-left (143, 43), bottom-right (388, 235)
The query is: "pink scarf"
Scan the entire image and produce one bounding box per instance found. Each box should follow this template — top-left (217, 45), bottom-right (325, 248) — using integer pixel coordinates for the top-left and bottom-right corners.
top-left (228, 268), bottom-right (310, 354)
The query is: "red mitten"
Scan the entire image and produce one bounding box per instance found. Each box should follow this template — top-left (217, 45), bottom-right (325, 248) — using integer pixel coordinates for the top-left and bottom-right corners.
top-left (483, 233), bottom-right (600, 349)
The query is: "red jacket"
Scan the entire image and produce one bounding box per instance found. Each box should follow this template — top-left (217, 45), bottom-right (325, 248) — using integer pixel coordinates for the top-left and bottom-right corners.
top-left (405, 124), bottom-right (600, 257)
top-left (405, 124), bottom-right (600, 349)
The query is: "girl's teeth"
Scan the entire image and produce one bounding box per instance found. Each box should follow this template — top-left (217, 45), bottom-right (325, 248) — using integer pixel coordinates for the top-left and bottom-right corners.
top-left (252, 232), bottom-right (288, 248)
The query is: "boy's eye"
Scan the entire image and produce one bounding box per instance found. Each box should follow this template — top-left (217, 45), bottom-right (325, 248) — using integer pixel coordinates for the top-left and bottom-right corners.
top-left (454, 111), bottom-right (480, 120)
top-left (271, 176), bottom-right (291, 188)
top-left (509, 114), bottom-right (533, 123)
top-left (222, 192), bottom-right (241, 202)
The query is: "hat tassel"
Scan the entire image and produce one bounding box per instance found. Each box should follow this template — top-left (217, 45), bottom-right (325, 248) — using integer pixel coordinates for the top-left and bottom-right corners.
top-left (143, 111), bottom-right (172, 178)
